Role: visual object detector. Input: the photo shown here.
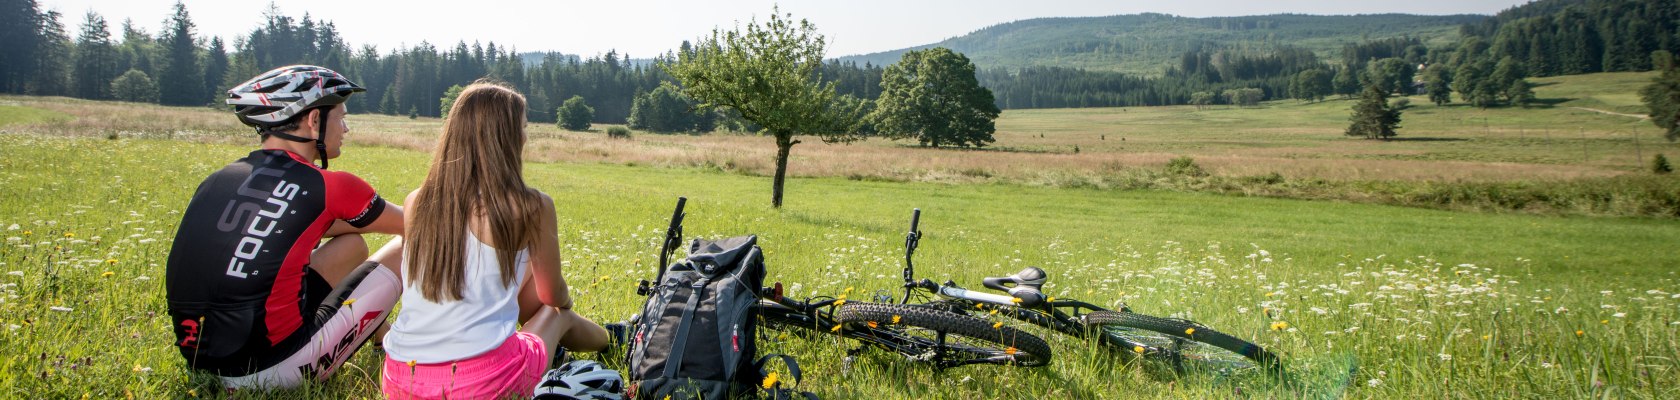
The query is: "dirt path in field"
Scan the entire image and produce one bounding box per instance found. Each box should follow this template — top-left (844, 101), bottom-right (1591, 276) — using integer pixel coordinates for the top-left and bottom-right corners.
top-left (1570, 106), bottom-right (1649, 120)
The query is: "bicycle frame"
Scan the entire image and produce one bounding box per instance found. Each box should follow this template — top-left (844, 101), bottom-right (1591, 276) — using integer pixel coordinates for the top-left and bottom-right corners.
top-left (896, 209), bottom-right (1137, 348)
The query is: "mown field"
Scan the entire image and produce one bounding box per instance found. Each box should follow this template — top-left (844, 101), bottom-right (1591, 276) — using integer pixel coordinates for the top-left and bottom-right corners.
top-left (1, 72), bottom-right (1678, 398)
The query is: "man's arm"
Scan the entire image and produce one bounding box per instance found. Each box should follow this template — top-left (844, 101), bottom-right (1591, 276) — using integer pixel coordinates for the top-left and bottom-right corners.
top-left (325, 203), bottom-right (404, 237)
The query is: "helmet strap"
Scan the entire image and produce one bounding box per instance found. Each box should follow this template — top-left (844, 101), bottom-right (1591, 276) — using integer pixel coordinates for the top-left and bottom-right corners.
top-left (315, 110), bottom-right (331, 170)
top-left (265, 130), bottom-right (315, 144)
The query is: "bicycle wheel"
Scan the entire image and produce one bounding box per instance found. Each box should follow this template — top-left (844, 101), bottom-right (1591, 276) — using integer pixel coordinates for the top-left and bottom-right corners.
top-left (836, 302), bottom-right (1051, 367)
top-left (1085, 311), bottom-right (1280, 374)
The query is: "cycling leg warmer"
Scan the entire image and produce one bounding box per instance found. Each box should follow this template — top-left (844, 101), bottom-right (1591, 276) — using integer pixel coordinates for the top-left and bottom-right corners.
top-left (222, 261), bottom-right (401, 389)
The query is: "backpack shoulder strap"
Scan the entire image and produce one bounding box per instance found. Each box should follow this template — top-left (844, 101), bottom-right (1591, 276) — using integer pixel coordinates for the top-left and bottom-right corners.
top-left (754, 353), bottom-right (804, 387)
top-left (661, 276), bottom-right (710, 379)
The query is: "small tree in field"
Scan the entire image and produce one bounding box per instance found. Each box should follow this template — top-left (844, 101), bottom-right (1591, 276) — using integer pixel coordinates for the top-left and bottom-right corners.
top-left (557, 95), bottom-right (593, 131)
top-left (1652, 154), bottom-right (1673, 174)
top-left (1190, 91), bottom-right (1215, 109)
top-left (667, 7), bottom-right (857, 208)
top-left (1423, 66), bottom-right (1453, 106)
top-left (1347, 84), bottom-right (1401, 140)
top-left (110, 69), bottom-right (157, 103)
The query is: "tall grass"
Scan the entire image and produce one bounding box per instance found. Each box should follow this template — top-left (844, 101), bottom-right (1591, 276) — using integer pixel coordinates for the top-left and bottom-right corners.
top-left (2, 135), bottom-right (1677, 398)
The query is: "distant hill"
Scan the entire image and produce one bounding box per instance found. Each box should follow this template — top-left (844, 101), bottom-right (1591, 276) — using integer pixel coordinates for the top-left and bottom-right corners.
top-left (837, 13), bottom-right (1485, 75)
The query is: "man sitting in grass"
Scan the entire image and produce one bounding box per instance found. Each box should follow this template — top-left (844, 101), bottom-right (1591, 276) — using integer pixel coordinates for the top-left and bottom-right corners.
top-left (164, 65), bottom-right (406, 389)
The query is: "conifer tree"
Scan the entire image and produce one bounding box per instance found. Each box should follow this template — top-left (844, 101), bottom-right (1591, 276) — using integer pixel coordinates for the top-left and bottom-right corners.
top-left (1347, 84), bottom-right (1401, 140)
top-left (157, 2), bottom-right (201, 105)
top-left (1642, 52), bottom-right (1680, 141)
top-left (72, 11), bottom-right (118, 100)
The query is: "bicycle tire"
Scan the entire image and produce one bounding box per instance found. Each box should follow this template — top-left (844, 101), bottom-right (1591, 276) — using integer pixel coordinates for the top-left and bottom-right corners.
top-left (836, 302), bottom-right (1052, 367)
top-left (1085, 310), bottom-right (1281, 373)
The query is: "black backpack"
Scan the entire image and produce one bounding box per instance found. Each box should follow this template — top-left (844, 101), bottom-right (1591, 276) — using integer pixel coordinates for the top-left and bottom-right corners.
top-left (627, 235), bottom-right (769, 399)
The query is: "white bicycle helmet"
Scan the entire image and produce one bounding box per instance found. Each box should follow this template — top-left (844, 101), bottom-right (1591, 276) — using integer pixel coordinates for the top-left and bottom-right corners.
top-left (226, 65), bottom-right (364, 169)
top-left (533, 360), bottom-right (625, 400)
top-left (227, 64), bottom-right (364, 128)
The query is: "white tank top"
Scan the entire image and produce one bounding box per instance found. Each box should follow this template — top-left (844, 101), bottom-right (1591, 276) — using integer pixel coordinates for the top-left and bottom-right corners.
top-left (384, 230), bottom-right (529, 363)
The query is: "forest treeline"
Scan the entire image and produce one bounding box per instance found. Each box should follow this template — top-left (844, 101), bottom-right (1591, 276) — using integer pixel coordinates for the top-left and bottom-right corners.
top-left (0, 0), bottom-right (1675, 119)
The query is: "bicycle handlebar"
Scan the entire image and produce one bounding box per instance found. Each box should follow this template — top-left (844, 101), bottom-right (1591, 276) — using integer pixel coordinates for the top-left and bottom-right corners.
top-left (650, 197), bottom-right (686, 292)
top-left (902, 208), bottom-right (922, 303)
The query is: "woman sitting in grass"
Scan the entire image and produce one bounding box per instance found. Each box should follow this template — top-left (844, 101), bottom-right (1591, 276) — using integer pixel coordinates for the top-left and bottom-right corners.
top-left (381, 81), bottom-right (609, 399)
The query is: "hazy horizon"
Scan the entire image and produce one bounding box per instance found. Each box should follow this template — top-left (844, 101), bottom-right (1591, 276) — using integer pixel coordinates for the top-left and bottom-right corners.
top-left (39, 0), bottom-right (1532, 59)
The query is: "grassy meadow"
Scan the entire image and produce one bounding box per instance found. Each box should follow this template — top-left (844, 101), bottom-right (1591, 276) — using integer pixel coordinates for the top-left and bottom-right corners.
top-left (1, 72), bottom-right (1679, 398)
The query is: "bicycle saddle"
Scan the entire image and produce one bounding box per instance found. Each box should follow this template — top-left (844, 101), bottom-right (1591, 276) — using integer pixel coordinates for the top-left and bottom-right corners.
top-left (983, 267), bottom-right (1048, 306)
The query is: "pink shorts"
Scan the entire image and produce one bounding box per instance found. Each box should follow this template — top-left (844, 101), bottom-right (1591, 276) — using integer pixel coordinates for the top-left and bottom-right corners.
top-left (382, 332), bottom-right (548, 400)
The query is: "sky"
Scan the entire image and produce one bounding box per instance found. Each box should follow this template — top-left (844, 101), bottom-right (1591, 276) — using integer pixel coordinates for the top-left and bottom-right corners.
top-left (40, 0), bottom-right (1534, 58)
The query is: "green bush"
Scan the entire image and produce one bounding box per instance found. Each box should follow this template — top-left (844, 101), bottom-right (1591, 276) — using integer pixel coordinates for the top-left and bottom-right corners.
top-left (606, 126), bottom-right (632, 139)
top-left (1654, 154), bottom-right (1673, 174)
top-left (1165, 156), bottom-right (1207, 177)
top-left (558, 95), bottom-right (594, 131)
top-left (1241, 172), bottom-right (1285, 185)
top-left (110, 70), bottom-right (158, 103)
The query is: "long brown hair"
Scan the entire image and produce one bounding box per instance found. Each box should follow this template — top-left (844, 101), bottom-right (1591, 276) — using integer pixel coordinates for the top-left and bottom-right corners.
top-left (407, 80), bottom-right (539, 302)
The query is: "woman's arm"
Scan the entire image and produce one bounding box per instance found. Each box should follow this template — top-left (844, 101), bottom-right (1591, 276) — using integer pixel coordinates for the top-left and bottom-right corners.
top-left (526, 191), bottom-right (571, 309)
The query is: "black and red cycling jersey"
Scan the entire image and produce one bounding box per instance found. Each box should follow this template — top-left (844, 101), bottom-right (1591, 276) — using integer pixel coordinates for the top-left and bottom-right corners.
top-left (166, 149), bottom-right (385, 375)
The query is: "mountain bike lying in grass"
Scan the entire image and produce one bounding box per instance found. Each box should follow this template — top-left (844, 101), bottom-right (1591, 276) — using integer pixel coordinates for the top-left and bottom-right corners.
top-left (629, 198), bottom-right (1049, 370)
top-left (891, 209), bottom-right (1283, 375)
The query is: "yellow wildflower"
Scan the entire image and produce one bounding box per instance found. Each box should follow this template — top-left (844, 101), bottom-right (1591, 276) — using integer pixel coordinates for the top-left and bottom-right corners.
top-left (63, 232), bottom-right (74, 238)
top-left (866, 321), bottom-right (878, 329)
top-left (1005, 347), bottom-right (1018, 355)
top-left (830, 325), bottom-right (842, 333)
top-left (761, 371), bottom-right (780, 389)
top-left (1184, 328), bottom-right (1196, 336)
top-left (891, 315), bottom-right (901, 324)
top-left (1574, 330), bottom-right (1584, 338)
top-left (105, 259), bottom-right (117, 264)
top-left (1133, 346), bottom-right (1145, 354)
top-left (992, 322), bottom-right (1003, 329)
top-left (834, 299), bottom-right (846, 306)
top-left (1270, 321), bottom-right (1289, 331)
top-left (101, 271), bottom-right (114, 278)
top-left (343, 298), bottom-right (357, 306)
top-left (1011, 297), bottom-right (1023, 304)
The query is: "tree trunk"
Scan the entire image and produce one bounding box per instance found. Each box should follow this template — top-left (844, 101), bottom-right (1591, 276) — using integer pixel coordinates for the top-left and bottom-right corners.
top-left (771, 133), bottom-right (794, 208)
